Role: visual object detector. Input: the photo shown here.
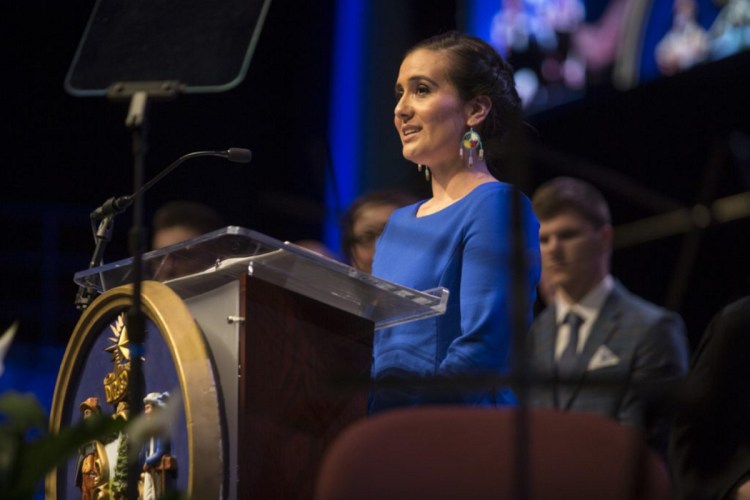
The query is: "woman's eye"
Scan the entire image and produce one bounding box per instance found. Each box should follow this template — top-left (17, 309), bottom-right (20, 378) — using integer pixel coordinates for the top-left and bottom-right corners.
top-left (416, 84), bottom-right (429, 96)
top-left (353, 229), bottom-right (383, 247)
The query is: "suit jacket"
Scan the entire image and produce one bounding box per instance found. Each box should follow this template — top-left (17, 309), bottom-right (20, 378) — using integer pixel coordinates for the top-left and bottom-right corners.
top-left (528, 281), bottom-right (689, 450)
top-left (668, 296), bottom-right (750, 500)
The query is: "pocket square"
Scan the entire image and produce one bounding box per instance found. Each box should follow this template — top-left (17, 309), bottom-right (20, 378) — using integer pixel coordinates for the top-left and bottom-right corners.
top-left (587, 345), bottom-right (620, 371)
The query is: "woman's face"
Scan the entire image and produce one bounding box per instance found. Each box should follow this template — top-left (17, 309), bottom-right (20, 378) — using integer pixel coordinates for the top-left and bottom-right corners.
top-left (394, 49), bottom-right (469, 167)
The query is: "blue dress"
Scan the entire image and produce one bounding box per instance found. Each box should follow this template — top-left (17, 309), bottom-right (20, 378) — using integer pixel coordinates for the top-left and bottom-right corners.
top-left (370, 182), bottom-right (540, 413)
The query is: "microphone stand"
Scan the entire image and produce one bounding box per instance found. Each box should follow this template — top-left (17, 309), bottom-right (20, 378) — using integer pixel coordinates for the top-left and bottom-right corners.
top-left (123, 89), bottom-right (149, 500)
top-left (506, 111), bottom-right (532, 500)
top-left (74, 214), bottom-right (115, 310)
top-left (109, 81), bottom-right (180, 500)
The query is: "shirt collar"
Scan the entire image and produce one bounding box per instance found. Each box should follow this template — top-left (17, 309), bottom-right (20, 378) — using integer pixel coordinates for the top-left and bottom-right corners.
top-left (555, 274), bottom-right (614, 326)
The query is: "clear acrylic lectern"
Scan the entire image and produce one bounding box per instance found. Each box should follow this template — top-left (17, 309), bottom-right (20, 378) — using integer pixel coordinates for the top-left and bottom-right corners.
top-left (74, 226), bottom-right (448, 329)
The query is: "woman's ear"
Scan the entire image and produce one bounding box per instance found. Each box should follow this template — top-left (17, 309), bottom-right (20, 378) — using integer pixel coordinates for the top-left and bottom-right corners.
top-left (465, 95), bottom-right (492, 128)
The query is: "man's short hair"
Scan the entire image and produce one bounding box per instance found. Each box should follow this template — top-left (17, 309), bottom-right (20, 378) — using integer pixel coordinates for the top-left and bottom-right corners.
top-left (152, 201), bottom-right (225, 235)
top-left (532, 177), bottom-right (611, 228)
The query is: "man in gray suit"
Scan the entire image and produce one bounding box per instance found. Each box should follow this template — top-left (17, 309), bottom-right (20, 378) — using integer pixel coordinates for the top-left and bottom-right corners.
top-left (528, 176), bottom-right (689, 452)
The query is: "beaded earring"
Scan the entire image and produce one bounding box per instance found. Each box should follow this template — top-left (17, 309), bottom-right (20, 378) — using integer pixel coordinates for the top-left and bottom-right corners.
top-left (459, 128), bottom-right (484, 168)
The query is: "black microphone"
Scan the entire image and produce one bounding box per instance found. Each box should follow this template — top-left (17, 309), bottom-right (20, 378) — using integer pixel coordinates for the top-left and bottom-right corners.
top-left (225, 147), bottom-right (253, 163)
top-left (90, 148), bottom-right (252, 220)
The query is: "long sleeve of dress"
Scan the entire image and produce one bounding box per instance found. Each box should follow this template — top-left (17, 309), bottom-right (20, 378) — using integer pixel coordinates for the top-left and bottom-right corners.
top-left (439, 187), bottom-right (539, 377)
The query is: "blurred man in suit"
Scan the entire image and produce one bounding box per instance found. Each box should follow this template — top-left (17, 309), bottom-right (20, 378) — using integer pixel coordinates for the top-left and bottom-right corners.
top-left (527, 176), bottom-right (689, 452)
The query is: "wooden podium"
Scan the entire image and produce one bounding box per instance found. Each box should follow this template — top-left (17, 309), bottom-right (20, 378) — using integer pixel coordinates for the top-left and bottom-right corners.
top-left (52, 227), bottom-right (448, 499)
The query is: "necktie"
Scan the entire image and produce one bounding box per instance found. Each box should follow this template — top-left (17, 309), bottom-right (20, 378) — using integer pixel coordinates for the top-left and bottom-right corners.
top-left (558, 312), bottom-right (584, 379)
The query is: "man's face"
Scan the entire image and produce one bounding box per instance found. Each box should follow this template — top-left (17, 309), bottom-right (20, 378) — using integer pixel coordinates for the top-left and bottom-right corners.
top-left (152, 226), bottom-right (202, 250)
top-left (151, 225), bottom-right (207, 280)
top-left (538, 209), bottom-right (611, 302)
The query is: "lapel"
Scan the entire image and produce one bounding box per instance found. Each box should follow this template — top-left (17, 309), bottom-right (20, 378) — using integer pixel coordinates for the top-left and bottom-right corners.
top-left (579, 285), bottom-right (624, 370)
top-left (559, 283), bottom-right (624, 410)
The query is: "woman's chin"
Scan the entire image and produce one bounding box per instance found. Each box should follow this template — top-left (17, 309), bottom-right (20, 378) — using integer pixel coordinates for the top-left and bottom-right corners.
top-left (402, 151), bottom-right (423, 165)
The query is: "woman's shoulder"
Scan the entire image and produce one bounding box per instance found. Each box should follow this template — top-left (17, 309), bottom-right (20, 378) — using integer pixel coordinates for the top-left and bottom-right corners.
top-left (462, 181), bottom-right (531, 210)
top-left (468, 181), bottom-right (512, 197)
top-left (464, 182), bottom-right (539, 234)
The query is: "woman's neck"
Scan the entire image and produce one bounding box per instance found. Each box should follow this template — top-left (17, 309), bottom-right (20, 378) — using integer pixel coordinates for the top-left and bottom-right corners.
top-left (418, 160), bottom-right (497, 216)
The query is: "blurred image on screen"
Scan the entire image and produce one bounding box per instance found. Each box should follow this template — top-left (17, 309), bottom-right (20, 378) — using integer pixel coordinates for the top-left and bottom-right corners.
top-left (466, 0), bottom-right (750, 113)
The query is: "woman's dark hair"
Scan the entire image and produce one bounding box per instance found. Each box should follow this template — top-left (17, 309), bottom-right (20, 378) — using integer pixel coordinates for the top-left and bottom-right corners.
top-left (407, 31), bottom-right (522, 175)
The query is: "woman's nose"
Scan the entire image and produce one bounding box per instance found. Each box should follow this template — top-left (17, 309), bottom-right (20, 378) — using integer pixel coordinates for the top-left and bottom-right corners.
top-left (394, 96), bottom-right (411, 120)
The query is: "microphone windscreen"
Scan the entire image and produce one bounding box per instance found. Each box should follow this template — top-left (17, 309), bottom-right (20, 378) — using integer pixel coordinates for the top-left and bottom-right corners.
top-left (226, 148), bottom-right (252, 163)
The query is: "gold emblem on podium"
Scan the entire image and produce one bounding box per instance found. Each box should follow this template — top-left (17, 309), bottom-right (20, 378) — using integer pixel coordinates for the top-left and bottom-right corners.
top-left (48, 281), bottom-right (222, 500)
top-left (103, 314), bottom-right (131, 407)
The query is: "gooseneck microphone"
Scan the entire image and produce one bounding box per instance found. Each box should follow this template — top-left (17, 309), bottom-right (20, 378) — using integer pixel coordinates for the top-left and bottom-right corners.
top-left (76, 147), bottom-right (251, 310)
top-left (90, 148), bottom-right (252, 221)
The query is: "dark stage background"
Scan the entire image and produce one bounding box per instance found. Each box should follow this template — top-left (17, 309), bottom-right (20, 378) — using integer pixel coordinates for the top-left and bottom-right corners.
top-left (1, 0), bottom-right (749, 417)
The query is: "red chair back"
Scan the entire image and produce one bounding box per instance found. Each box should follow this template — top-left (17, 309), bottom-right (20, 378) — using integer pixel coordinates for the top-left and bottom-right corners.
top-left (315, 407), bottom-right (671, 500)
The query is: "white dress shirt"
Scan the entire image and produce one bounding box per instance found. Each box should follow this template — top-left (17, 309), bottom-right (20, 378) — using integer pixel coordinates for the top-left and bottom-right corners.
top-left (554, 275), bottom-right (614, 361)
